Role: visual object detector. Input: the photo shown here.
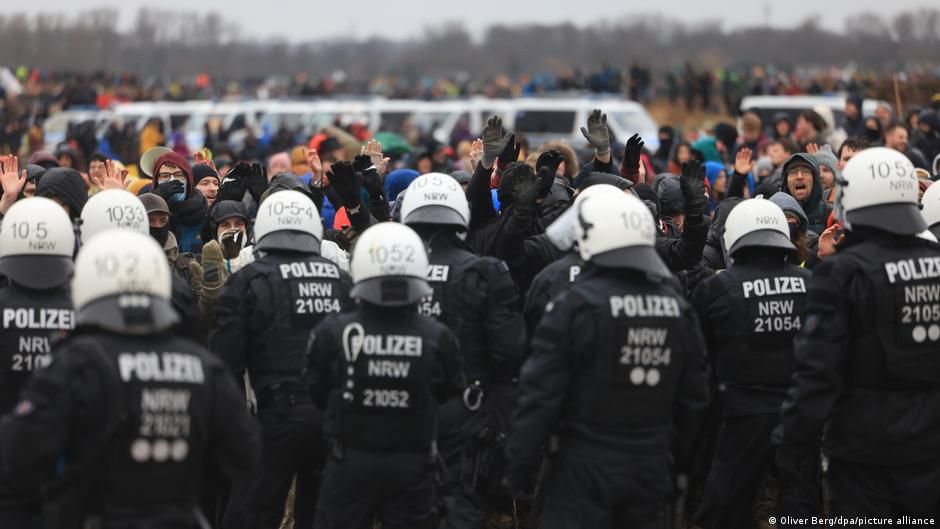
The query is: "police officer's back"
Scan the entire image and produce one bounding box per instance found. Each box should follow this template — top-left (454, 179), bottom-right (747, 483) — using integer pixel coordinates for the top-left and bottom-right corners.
top-left (776, 147), bottom-right (940, 515)
top-left (0, 198), bottom-right (75, 527)
top-left (400, 173), bottom-right (525, 527)
top-left (0, 230), bottom-right (260, 529)
top-left (523, 184), bottom-right (623, 336)
top-left (210, 190), bottom-right (353, 529)
top-left (692, 198), bottom-right (811, 528)
top-left (308, 222), bottom-right (463, 529)
top-left (504, 191), bottom-right (710, 529)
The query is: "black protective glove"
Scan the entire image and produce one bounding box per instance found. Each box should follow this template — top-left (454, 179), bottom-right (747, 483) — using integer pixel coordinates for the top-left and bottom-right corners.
top-left (536, 149), bottom-right (564, 175)
top-left (217, 163), bottom-right (250, 202)
top-left (497, 133), bottom-right (521, 166)
top-left (579, 109), bottom-right (611, 155)
top-left (680, 160), bottom-right (707, 219)
top-left (246, 163), bottom-right (268, 203)
top-left (219, 230), bottom-right (247, 260)
top-left (482, 115), bottom-right (513, 168)
top-left (623, 133), bottom-right (645, 172)
top-left (153, 180), bottom-right (184, 202)
top-left (512, 174), bottom-right (540, 217)
top-left (327, 162), bottom-right (364, 210)
top-left (352, 154), bottom-right (373, 174)
top-left (536, 166), bottom-right (556, 200)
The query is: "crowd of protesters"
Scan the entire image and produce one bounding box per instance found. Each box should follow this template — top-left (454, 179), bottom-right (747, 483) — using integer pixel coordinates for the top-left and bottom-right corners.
top-left (0, 53), bottom-right (939, 528)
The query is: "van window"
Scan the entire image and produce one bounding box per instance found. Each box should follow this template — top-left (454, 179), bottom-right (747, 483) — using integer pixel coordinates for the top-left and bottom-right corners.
top-left (608, 111), bottom-right (657, 139)
top-left (170, 114), bottom-right (189, 130)
top-left (379, 112), bottom-right (411, 133)
top-left (514, 111), bottom-right (576, 134)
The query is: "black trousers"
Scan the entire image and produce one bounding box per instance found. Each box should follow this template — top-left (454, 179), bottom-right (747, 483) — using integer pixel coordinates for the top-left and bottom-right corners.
top-left (223, 403), bottom-right (323, 529)
top-left (828, 457), bottom-right (940, 516)
top-left (314, 448), bottom-right (434, 529)
top-left (536, 442), bottom-right (672, 529)
top-left (695, 414), bottom-right (777, 529)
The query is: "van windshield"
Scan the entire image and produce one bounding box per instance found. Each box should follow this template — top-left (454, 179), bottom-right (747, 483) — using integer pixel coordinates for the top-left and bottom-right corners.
top-left (514, 111), bottom-right (576, 134)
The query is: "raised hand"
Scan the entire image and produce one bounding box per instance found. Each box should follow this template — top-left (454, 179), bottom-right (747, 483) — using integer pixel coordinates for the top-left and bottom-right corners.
top-left (0, 155), bottom-right (26, 198)
top-left (468, 138), bottom-right (484, 169)
top-left (623, 134), bottom-right (645, 172)
top-left (94, 160), bottom-right (128, 190)
top-left (579, 109), bottom-right (610, 155)
top-left (361, 139), bottom-right (390, 175)
top-left (482, 115), bottom-right (512, 168)
top-left (734, 146), bottom-right (755, 175)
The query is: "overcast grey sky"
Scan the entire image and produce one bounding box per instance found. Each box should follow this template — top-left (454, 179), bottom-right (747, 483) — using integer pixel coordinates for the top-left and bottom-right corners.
top-left (9, 0), bottom-right (934, 41)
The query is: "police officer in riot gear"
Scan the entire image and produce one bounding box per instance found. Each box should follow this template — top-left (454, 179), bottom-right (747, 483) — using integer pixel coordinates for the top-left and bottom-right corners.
top-left (525, 183), bottom-right (625, 335)
top-left (308, 222), bottom-right (463, 529)
top-left (504, 191), bottom-right (710, 529)
top-left (0, 230), bottom-right (260, 528)
top-left (399, 172), bottom-right (525, 527)
top-left (210, 190), bottom-right (353, 529)
top-left (776, 147), bottom-right (940, 515)
top-left (692, 198), bottom-right (811, 528)
top-left (80, 188), bottom-right (200, 340)
top-left (0, 197), bottom-right (75, 527)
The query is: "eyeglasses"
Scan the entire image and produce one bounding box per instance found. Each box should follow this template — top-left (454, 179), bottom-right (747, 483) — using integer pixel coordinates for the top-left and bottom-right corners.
top-left (787, 168), bottom-right (812, 177)
top-left (157, 171), bottom-right (186, 180)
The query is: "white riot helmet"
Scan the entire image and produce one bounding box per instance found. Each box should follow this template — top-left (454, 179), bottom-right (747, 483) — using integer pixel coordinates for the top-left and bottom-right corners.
top-left (254, 190), bottom-right (323, 254)
top-left (80, 189), bottom-right (149, 243)
top-left (350, 222), bottom-right (432, 307)
top-left (0, 197), bottom-right (75, 289)
top-left (400, 173), bottom-right (470, 228)
top-left (836, 147), bottom-right (924, 235)
top-left (575, 190), bottom-right (671, 277)
top-left (921, 181), bottom-right (940, 239)
top-left (722, 197), bottom-right (794, 257)
top-left (546, 184), bottom-right (623, 251)
top-left (72, 229), bottom-right (177, 334)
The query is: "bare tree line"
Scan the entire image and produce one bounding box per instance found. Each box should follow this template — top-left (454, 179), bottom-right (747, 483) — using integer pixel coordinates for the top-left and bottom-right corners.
top-left (0, 8), bottom-right (939, 80)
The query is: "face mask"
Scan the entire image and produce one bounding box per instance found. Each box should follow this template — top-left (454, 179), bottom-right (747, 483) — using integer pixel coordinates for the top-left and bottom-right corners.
top-left (150, 225), bottom-right (170, 247)
top-left (788, 222), bottom-right (800, 241)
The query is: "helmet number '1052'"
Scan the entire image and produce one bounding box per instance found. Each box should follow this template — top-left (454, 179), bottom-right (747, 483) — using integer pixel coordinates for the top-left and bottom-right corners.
top-left (369, 244), bottom-right (415, 265)
top-left (867, 161), bottom-right (913, 179)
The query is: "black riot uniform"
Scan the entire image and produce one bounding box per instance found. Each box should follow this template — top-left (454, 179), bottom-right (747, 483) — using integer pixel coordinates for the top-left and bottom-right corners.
top-left (776, 147), bottom-right (940, 517)
top-left (308, 302), bottom-right (463, 529)
top-left (0, 330), bottom-right (260, 529)
top-left (523, 251), bottom-right (581, 336)
top-left (0, 285), bottom-right (73, 526)
top-left (412, 228), bottom-right (526, 528)
top-left (0, 227), bottom-right (260, 529)
top-left (775, 229), bottom-right (940, 515)
top-left (210, 251), bottom-right (353, 529)
top-left (692, 250), bottom-right (811, 528)
top-left (505, 263), bottom-right (710, 528)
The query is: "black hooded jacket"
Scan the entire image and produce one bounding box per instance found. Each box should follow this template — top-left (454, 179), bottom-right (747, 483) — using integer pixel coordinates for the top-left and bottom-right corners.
top-left (780, 153), bottom-right (832, 235)
top-left (36, 168), bottom-right (87, 219)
